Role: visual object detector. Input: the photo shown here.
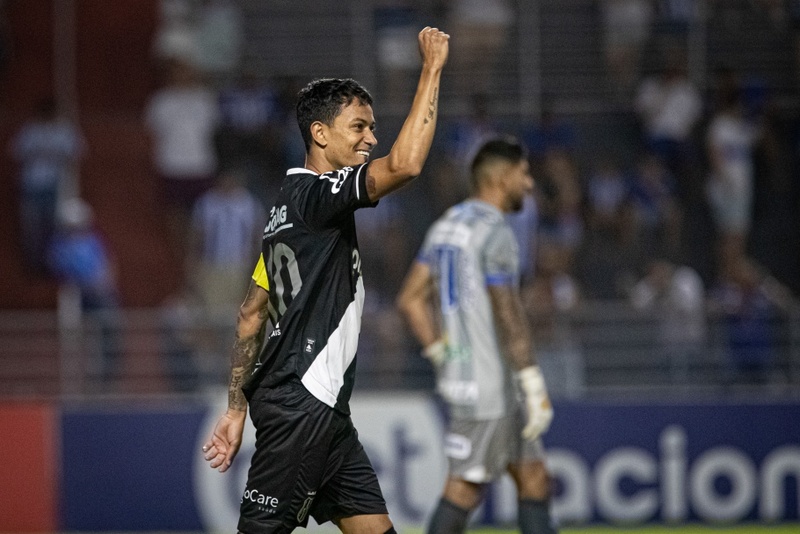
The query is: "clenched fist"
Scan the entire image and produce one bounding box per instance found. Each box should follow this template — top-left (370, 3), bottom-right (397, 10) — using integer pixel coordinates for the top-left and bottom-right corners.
top-left (418, 27), bottom-right (449, 70)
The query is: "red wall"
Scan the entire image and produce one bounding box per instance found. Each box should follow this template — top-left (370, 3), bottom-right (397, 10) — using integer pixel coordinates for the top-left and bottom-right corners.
top-left (0, 0), bottom-right (177, 309)
top-left (74, 0), bottom-right (159, 114)
top-left (0, 403), bottom-right (58, 532)
top-left (1, 0), bottom-right (160, 115)
top-left (72, 0), bottom-right (183, 307)
top-left (1, 1), bottom-right (54, 118)
top-left (0, 1), bottom-right (58, 308)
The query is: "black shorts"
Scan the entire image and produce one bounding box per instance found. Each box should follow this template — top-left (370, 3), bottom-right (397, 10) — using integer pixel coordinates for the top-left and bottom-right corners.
top-left (239, 378), bottom-right (387, 534)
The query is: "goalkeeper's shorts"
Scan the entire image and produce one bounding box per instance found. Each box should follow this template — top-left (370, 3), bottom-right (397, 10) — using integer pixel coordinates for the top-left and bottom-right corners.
top-left (443, 406), bottom-right (546, 484)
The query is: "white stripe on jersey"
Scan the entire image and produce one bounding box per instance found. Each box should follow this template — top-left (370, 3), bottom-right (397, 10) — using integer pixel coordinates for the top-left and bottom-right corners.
top-left (354, 164), bottom-right (364, 201)
top-left (301, 275), bottom-right (366, 407)
top-left (288, 165), bottom-right (366, 200)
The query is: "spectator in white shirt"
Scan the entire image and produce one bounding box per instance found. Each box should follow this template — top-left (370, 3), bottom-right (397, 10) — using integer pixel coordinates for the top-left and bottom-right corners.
top-left (705, 84), bottom-right (758, 263)
top-left (145, 58), bottom-right (220, 258)
top-left (635, 58), bottom-right (702, 201)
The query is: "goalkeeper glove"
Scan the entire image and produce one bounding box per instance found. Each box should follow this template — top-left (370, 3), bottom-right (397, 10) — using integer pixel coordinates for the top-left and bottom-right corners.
top-left (516, 365), bottom-right (553, 440)
top-left (421, 339), bottom-right (446, 366)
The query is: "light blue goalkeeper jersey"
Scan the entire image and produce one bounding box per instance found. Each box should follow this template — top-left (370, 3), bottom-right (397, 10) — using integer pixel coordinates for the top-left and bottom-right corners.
top-left (418, 199), bottom-right (520, 420)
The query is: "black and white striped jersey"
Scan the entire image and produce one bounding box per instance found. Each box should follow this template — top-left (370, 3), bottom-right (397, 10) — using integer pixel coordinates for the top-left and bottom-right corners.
top-left (243, 163), bottom-right (377, 414)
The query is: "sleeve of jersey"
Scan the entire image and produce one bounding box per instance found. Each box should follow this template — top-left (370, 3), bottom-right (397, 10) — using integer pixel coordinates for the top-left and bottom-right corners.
top-left (301, 163), bottom-right (378, 229)
top-left (483, 226), bottom-right (519, 287)
top-left (415, 230), bottom-right (434, 265)
top-left (251, 253), bottom-right (270, 291)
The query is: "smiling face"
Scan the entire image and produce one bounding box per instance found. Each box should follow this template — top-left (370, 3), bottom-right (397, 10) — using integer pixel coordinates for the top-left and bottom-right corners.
top-left (318, 101), bottom-right (377, 171)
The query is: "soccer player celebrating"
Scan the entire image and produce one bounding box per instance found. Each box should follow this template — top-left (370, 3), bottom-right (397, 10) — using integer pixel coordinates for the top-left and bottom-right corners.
top-left (397, 136), bottom-right (558, 534)
top-left (202, 27), bottom-right (449, 534)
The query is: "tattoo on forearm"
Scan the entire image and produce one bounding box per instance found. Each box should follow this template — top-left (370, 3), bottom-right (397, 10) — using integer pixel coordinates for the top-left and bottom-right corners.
top-left (228, 372), bottom-right (245, 410)
top-left (227, 284), bottom-right (269, 411)
top-left (424, 87), bottom-right (438, 124)
top-left (228, 331), bottom-right (259, 411)
top-left (491, 288), bottom-right (532, 371)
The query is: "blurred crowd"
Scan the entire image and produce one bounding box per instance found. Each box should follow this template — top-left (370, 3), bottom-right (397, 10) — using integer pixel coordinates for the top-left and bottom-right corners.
top-left (6, 0), bottom-right (800, 393)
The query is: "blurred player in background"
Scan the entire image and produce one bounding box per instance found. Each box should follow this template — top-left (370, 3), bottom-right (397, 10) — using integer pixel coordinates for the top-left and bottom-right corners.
top-left (397, 137), bottom-right (558, 534)
top-left (201, 26), bottom-right (449, 534)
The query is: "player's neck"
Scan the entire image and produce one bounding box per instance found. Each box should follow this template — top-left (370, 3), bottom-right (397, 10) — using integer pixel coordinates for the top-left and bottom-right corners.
top-left (473, 189), bottom-right (507, 213)
top-left (304, 152), bottom-right (335, 175)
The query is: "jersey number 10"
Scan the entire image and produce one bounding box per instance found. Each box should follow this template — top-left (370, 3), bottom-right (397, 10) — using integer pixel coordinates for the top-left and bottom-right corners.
top-left (266, 242), bottom-right (302, 324)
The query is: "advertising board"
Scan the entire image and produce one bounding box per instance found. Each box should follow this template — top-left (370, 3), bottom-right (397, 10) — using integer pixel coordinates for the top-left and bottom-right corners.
top-left (56, 396), bottom-right (800, 531)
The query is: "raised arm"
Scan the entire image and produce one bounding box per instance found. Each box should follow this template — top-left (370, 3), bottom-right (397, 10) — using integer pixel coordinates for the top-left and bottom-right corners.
top-left (203, 280), bottom-right (270, 472)
top-left (366, 27), bottom-right (449, 201)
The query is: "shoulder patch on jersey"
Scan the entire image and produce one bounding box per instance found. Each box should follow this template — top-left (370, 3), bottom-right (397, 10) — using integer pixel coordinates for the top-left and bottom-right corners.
top-left (252, 253), bottom-right (270, 291)
top-left (318, 167), bottom-right (352, 194)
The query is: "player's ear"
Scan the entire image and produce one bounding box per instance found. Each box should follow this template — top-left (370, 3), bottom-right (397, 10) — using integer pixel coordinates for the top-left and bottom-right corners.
top-left (310, 121), bottom-right (327, 148)
top-left (501, 161), bottom-right (519, 186)
top-left (488, 163), bottom-right (506, 187)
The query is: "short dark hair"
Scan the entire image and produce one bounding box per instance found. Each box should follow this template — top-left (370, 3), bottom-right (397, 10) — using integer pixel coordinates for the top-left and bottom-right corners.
top-left (469, 136), bottom-right (527, 191)
top-left (296, 78), bottom-right (373, 151)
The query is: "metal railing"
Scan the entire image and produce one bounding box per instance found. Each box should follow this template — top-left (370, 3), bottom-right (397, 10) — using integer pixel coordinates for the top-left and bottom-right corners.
top-left (2, 299), bottom-right (798, 401)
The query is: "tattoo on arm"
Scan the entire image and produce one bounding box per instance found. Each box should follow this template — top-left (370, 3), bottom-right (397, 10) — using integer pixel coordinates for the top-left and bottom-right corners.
top-left (366, 170), bottom-right (377, 198)
top-left (490, 286), bottom-right (533, 371)
top-left (228, 333), bottom-right (258, 411)
top-left (424, 87), bottom-right (438, 124)
top-left (227, 286), bottom-right (270, 411)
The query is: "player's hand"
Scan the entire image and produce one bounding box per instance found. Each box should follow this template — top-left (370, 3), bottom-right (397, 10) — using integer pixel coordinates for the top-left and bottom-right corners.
top-left (202, 409), bottom-right (246, 472)
top-left (418, 26), bottom-right (449, 70)
top-left (516, 366), bottom-right (553, 441)
top-left (421, 339), bottom-right (447, 366)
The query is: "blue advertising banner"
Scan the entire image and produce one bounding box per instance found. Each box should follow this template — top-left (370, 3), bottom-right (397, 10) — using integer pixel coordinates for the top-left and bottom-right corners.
top-left (61, 406), bottom-right (207, 531)
top-left (540, 400), bottom-right (800, 524)
top-left (58, 396), bottom-right (800, 531)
